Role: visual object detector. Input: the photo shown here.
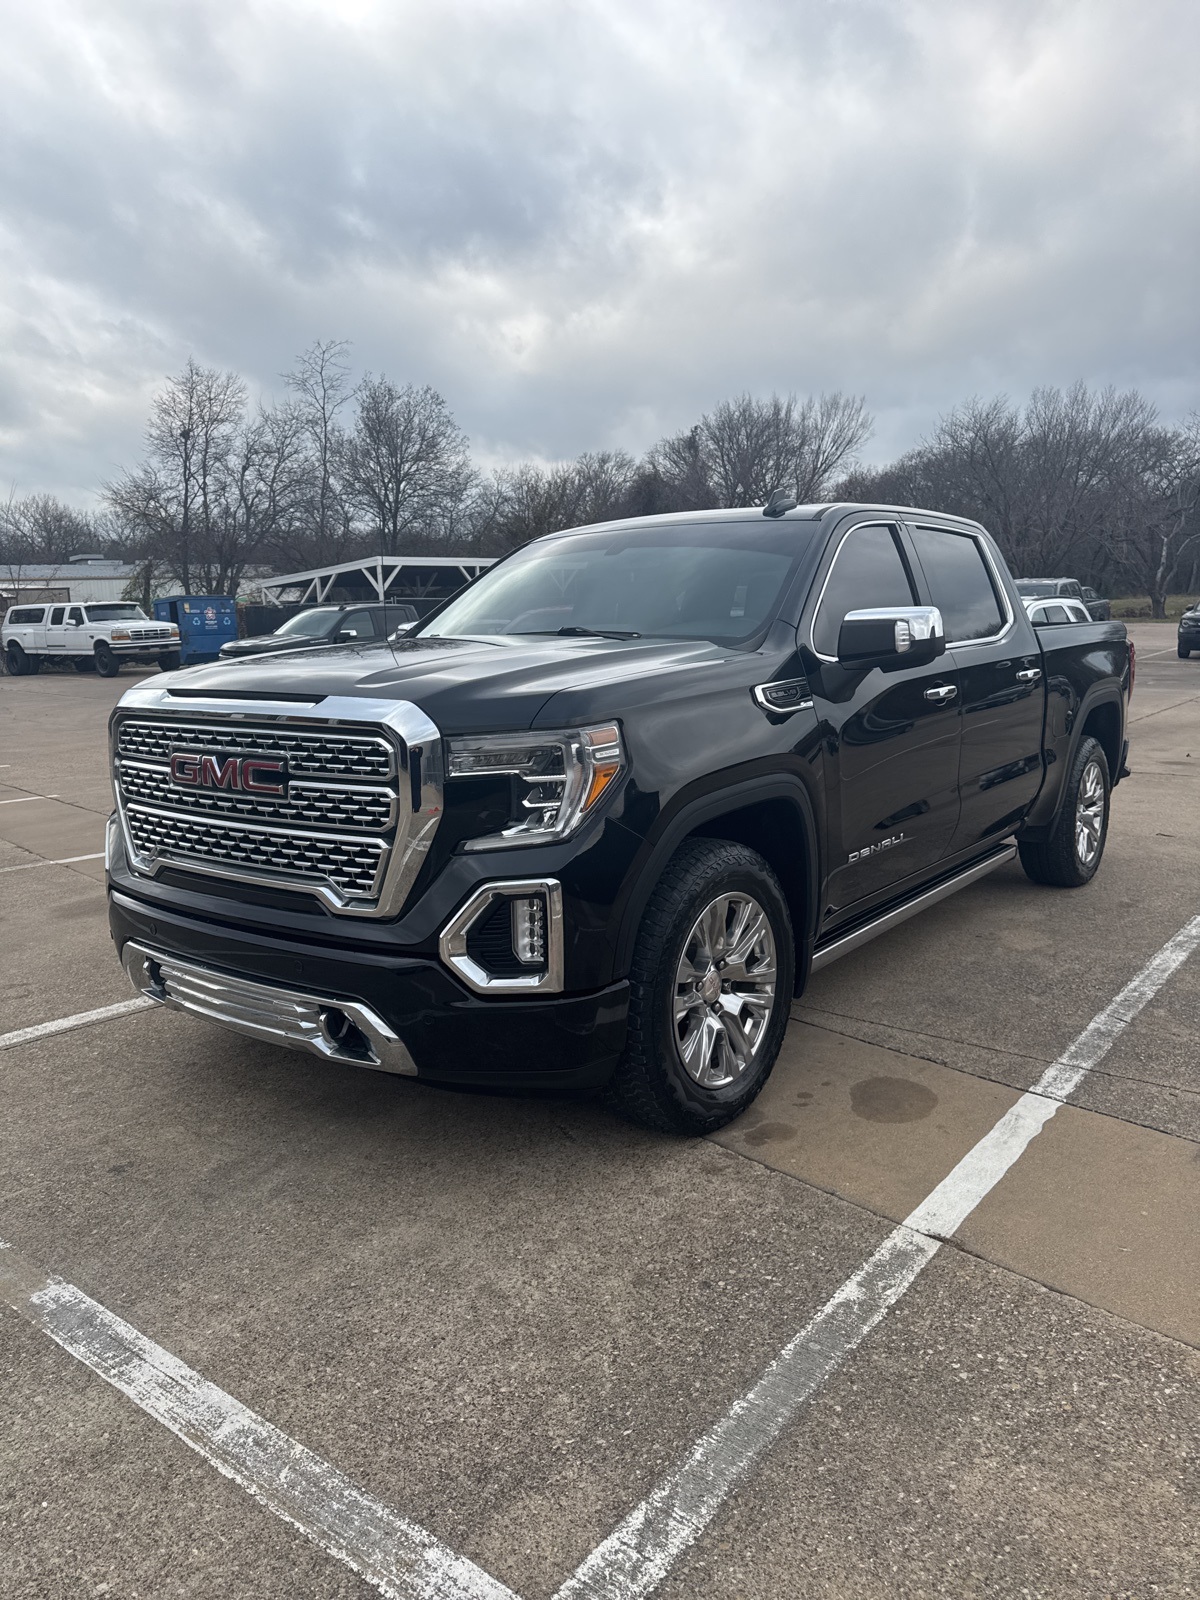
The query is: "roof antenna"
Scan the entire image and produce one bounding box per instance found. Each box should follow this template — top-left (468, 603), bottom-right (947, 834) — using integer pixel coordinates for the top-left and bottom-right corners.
top-left (762, 488), bottom-right (798, 518)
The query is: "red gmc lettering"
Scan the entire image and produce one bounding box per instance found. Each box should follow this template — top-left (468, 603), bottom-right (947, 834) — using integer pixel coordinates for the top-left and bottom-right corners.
top-left (240, 758), bottom-right (286, 796)
top-left (200, 755), bottom-right (239, 789)
top-left (169, 752), bottom-right (201, 785)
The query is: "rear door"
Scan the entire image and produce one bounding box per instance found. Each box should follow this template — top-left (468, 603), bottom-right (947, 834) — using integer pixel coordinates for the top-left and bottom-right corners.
top-left (805, 519), bottom-right (963, 918)
top-left (907, 523), bottom-right (1045, 854)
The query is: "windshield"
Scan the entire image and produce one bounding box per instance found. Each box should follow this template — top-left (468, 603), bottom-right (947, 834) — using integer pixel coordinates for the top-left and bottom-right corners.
top-left (1014, 581), bottom-right (1055, 598)
top-left (84, 604), bottom-right (149, 622)
top-left (420, 521), bottom-right (812, 645)
top-left (274, 610), bottom-right (339, 638)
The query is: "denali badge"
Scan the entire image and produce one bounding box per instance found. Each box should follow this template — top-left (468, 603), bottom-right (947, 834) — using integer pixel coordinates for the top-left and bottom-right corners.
top-left (848, 832), bottom-right (908, 864)
top-left (169, 751), bottom-right (289, 797)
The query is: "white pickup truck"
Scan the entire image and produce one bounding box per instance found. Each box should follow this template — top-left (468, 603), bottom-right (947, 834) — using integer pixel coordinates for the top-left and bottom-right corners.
top-left (2, 602), bottom-right (180, 677)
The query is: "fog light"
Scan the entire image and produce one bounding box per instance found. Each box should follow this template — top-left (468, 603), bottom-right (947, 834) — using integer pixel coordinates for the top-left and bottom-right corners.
top-left (511, 894), bottom-right (547, 967)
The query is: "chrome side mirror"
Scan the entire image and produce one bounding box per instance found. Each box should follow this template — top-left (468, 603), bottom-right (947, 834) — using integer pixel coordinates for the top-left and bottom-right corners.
top-left (837, 606), bottom-right (945, 669)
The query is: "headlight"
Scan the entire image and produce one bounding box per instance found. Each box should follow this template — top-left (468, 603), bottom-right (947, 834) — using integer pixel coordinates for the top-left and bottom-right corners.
top-left (446, 723), bottom-right (625, 849)
top-left (110, 629), bottom-right (131, 641)
top-left (168, 625), bottom-right (180, 638)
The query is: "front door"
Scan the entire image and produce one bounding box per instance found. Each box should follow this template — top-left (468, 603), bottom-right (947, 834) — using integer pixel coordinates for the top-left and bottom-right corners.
top-left (44, 605), bottom-right (69, 654)
top-left (805, 520), bottom-right (963, 922)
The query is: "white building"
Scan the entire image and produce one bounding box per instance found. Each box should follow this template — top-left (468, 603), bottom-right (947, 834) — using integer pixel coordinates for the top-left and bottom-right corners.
top-left (0, 556), bottom-right (145, 607)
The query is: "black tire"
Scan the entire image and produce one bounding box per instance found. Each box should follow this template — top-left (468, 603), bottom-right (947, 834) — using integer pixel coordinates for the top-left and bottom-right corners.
top-left (5, 642), bottom-right (30, 676)
top-left (157, 651), bottom-right (181, 671)
top-left (1179, 643), bottom-right (1191, 659)
top-left (73, 656), bottom-right (97, 673)
top-left (605, 838), bottom-right (795, 1135)
top-left (1018, 736), bottom-right (1110, 888)
top-left (94, 643), bottom-right (120, 677)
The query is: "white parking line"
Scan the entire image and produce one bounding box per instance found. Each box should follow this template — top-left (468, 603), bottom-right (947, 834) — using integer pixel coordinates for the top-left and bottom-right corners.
top-left (554, 912), bottom-right (1200, 1600)
top-left (0, 852), bottom-right (105, 874)
top-left (2, 914), bottom-right (1198, 1600)
top-left (0, 1243), bottom-right (519, 1600)
top-left (0, 794), bottom-right (59, 805)
top-left (0, 998), bottom-right (154, 1052)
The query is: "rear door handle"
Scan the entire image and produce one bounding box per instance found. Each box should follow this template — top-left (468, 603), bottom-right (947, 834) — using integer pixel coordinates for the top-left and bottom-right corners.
top-left (923, 684), bottom-right (957, 703)
top-left (1016, 667), bottom-right (1042, 682)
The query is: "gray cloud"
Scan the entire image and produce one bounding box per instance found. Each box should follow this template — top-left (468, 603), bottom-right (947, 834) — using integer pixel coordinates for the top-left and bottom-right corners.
top-left (1, 0), bottom-right (1197, 503)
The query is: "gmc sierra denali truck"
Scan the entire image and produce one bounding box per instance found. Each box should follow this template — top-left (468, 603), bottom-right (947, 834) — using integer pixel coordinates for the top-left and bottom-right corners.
top-left (106, 501), bottom-right (1132, 1134)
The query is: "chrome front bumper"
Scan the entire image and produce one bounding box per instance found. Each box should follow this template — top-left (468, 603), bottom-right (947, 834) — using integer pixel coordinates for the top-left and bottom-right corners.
top-left (120, 940), bottom-right (417, 1076)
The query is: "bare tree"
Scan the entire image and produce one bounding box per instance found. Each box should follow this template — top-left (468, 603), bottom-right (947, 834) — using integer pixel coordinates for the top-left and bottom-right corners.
top-left (106, 359), bottom-right (307, 594)
top-left (343, 378), bottom-right (472, 556)
top-left (1103, 418), bottom-right (1200, 616)
top-left (654, 392), bottom-right (872, 509)
top-left (281, 340), bottom-right (357, 568)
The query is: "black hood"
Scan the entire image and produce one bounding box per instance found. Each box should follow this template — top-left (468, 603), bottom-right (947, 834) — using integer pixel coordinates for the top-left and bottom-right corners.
top-left (161, 633), bottom-right (740, 735)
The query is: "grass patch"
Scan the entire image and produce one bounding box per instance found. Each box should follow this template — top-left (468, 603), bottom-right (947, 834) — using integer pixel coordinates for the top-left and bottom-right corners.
top-left (1109, 594), bottom-right (1198, 620)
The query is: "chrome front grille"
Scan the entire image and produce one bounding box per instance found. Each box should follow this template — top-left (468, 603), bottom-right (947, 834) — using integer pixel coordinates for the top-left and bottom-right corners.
top-left (127, 627), bottom-right (173, 641)
top-left (110, 695), bottom-right (443, 917)
top-left (118, 759), bottom-right (395, 833)
top-left (116, 719), bottom-right (393, 779)
top-left (124, 806), bottom-right (387, 898)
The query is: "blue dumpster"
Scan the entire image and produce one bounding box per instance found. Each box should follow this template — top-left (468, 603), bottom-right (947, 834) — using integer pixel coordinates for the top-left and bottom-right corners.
top-left (153, 595), bottom-right (238, 665)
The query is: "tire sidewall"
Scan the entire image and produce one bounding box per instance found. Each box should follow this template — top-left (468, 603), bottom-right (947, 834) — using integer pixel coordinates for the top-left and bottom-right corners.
top-left (1067, 737), bottom-right (1110, 885)
top-left (95, 644), bottom-right (119, 677)
top-left (647, 858), bottom-right (795, 1128)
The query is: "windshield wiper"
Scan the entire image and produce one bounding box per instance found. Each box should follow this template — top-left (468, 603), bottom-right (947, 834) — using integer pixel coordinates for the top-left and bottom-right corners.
top-left (538, 626), bottom-right (642, 640)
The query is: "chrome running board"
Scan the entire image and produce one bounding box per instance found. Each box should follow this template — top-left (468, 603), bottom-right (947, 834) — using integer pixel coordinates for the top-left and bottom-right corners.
top-left (810, 843), bottom-right (1017, 974)
top-left (120, 938), bottom-right (417, 1076)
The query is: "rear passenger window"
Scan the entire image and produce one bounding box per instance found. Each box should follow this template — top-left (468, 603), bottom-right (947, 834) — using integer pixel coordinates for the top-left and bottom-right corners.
top-left (911, 527), bottom-right (1005, 642)
top-left (1043, 604), bottom-right (1070, 624)
top-left (49, 606), bottom-right (66, 625)
top-left (812, 524), bottom-right (916, 657)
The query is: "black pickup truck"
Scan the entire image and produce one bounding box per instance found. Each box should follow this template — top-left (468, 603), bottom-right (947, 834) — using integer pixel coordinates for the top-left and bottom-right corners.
top-left (106, 502), bottom-right (1132, 1133)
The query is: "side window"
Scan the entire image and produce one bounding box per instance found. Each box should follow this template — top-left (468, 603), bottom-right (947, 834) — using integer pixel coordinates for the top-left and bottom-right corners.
top-left (812, 524), bottom-right (916, 657)
top-left (1043, 604), bottom-right (1070, 624)
top-left (347, 610), bottom-right (376, 637)
top-left (68, 607), bottom-right (84, 624)
top-left (911, 527), bottom-right (1005, 642)
top-left (49, 606), bottom-right (66, 625)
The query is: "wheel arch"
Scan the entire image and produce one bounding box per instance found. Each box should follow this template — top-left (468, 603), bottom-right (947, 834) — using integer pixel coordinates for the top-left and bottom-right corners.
top-left (614, 776), bottom-right (821, 993)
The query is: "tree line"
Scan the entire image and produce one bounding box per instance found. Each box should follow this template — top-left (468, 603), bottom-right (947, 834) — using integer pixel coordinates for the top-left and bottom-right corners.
top-left (2, 342), bottom-right (1198, 615)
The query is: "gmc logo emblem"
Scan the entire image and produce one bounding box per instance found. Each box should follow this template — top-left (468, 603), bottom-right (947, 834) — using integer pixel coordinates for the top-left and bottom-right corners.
top-left (169, 751), bottom-right (289, 797)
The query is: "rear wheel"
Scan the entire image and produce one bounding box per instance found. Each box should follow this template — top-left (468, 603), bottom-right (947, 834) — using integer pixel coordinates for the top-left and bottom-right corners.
top-left (1018, 736), bottom-right (1110, 888)
top-left (605, 838), bottom-right (795, 1134)
top-left (94, 642), bottom-right (120, 677)
top-left (157, 651), bottom-right (180, 671)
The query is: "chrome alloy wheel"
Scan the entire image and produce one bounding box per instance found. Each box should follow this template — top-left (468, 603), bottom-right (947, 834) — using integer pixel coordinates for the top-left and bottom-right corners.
top-left (672, 892), bottom-right (778, 1089)
top-left (1075, 759), bottom-right (1106, 866)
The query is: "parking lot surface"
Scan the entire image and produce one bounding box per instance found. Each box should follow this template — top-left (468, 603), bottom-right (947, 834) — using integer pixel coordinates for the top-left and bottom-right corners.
top-left (2, 624), bottom-right (1198, 1599)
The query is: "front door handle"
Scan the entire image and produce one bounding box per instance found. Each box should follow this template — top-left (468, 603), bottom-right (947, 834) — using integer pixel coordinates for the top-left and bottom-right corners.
top-left (923, 684), bottom-right (957, 703)
top-left (1016, 667), bottom-right (1042, 682)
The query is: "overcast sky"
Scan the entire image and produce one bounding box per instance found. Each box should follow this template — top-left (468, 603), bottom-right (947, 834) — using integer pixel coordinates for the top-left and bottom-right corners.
top-left (2, 0), bottom-right (1198, 504)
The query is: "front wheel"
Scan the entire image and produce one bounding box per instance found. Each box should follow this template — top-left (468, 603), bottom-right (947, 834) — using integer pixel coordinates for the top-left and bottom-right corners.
top-left (5, 642), bottom-right (31, 676)
top-left (1180, 643), bottom-right (1192, 659)
top-left (94, 643), bottom-right (120, 677)
top-left (606, 838), bottom-right (795, 1134)
top-left (1018, 736), bottom-right (1110, 888)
